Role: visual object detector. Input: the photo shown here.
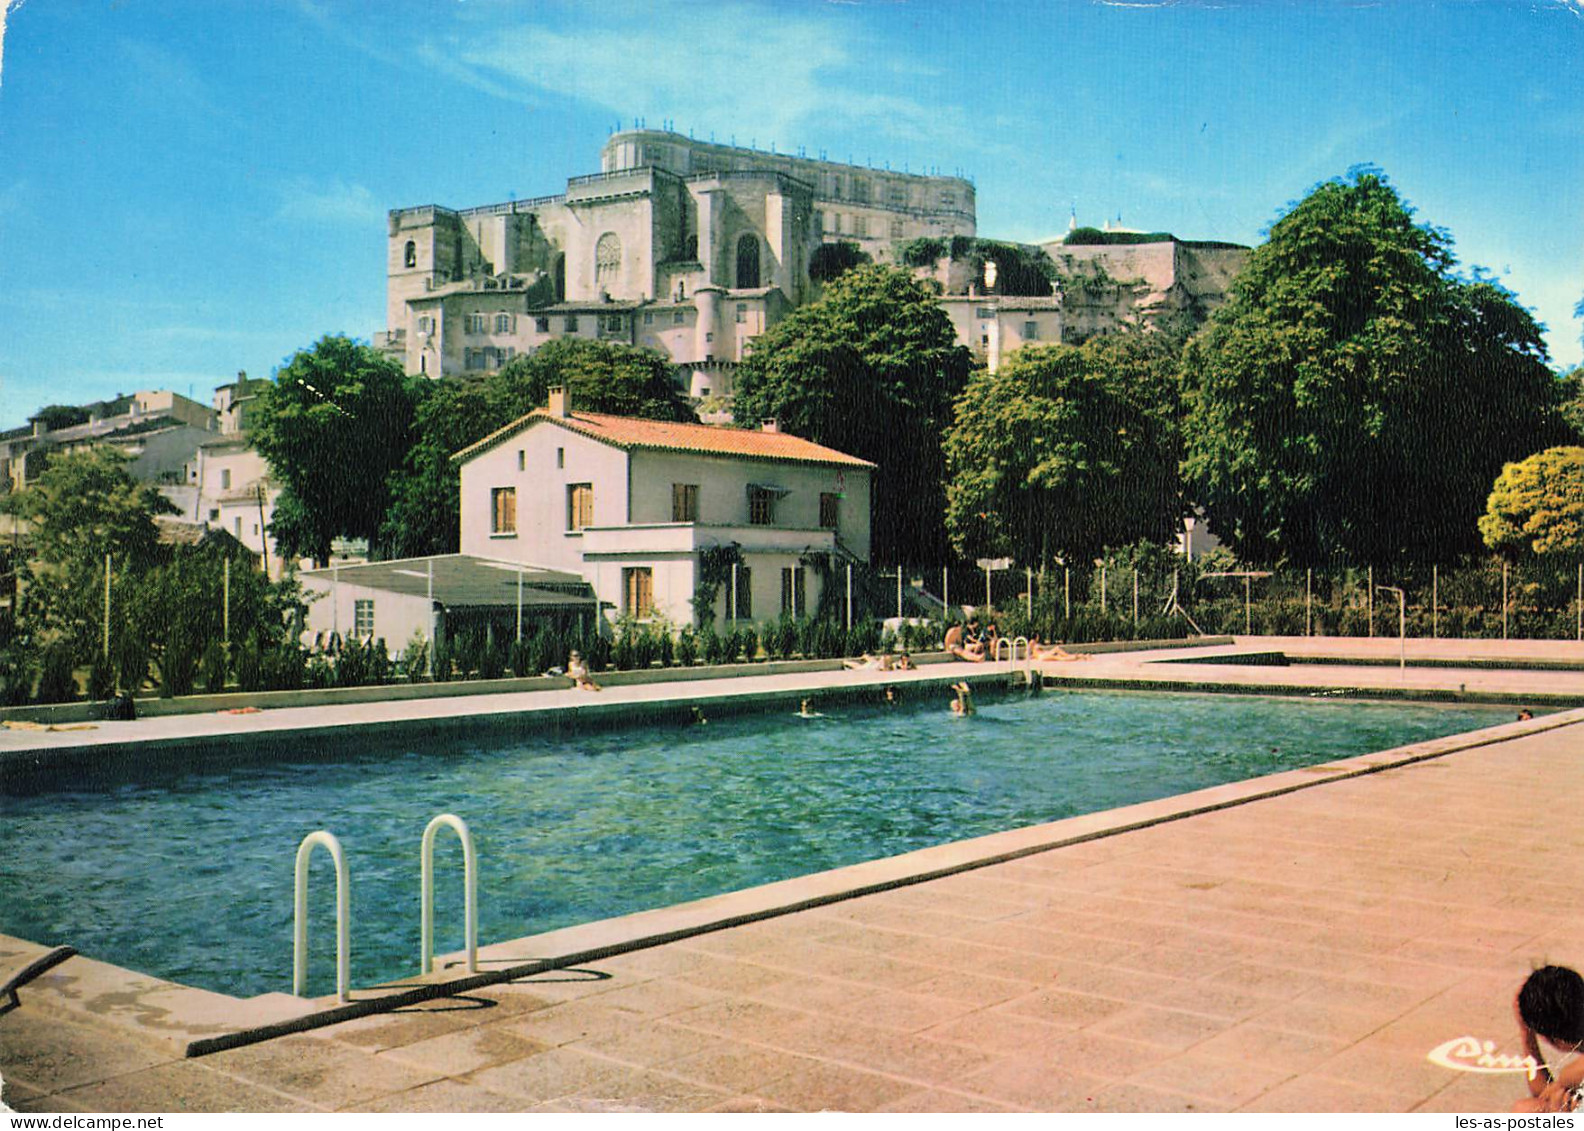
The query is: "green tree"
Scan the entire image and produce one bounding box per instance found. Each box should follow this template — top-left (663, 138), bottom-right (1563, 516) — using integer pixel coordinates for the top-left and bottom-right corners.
top-left (944, 333), bottom-right (1182, 564)
top-left (252, 336), bottom-right (422, 565)
top-left (1479, 446), bottom-right (1584, 558)
top-left (732, 264), bottom-right (973, 565)
top-left (1181, 168), bottom-right (1570, 565)
top-left (379, 340), bottom-right (696, 558)
top-left (3, 447), bottom-right (174, 654)
top-left (808, 240), bottom-right (872, 283)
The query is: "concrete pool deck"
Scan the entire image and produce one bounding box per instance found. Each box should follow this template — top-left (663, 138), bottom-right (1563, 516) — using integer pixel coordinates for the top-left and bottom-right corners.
top-left (4, 639), bottom-right (1583, 1111)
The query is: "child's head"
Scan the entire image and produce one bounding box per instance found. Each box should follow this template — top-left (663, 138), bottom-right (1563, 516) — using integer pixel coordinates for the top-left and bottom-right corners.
top-left (1519, 966), bottom-right (1584, 1046)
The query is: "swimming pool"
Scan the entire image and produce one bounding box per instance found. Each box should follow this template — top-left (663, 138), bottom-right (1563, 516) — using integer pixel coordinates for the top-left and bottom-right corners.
top-left (0, 689), bottom-right (1509, 998)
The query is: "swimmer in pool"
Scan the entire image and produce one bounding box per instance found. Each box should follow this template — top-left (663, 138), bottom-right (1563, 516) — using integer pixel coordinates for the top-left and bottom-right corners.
top-left (950, 681), bottom-right (975, 717)
top-left (797, 698), bottom-right (824, 719)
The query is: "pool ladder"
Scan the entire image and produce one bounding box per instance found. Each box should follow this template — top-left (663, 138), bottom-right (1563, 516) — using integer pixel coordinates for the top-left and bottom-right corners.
top-left (292, 813), bottom-right (479, 1002)
top-left (995, 635), bottom-right (1038, 688)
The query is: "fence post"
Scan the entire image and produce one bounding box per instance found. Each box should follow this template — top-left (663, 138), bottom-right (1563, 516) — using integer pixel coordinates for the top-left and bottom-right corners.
top-left (844, 564), bottom-right (851, 632)
top-left (1305, 568), bottom-right (1312, 638)
top-left (1367, 566), bottom-right (1374, 638)
top-left (1577, 563), bottom-right (1581, 643)
top-left (103, 553), bottom-right (112, 660)
top-left (942, 565), bottom-right (949, 620)
top-left (897, 566), bottom-right (903, 621)
top-left (1503, 561), bottom-right (1509, 640)
top-left (1064, 566), bottom-right (1070, 620)
top-left (223, 557), bottom-right (230, 653)
top-left (1432, 564), bottom-right (1438, 640)
top-left (1244, 575), bottom-right (1252, 635)
top-left (1100, 565), bottom-right (1107, 613)
top-left (1132, 569), bottom-right (1139, 630)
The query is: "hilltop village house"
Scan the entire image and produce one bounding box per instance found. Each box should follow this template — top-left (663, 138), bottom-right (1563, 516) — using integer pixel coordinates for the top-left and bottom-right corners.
top-left (452, 387), bottom-right (874, 633)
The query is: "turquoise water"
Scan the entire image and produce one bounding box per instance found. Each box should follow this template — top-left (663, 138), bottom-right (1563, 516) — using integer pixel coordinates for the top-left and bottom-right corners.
top-left (0, 689), bottom-right (1508, 998)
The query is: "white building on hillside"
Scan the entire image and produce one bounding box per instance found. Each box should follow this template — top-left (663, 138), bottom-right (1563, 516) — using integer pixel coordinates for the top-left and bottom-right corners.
top-left (453, 388), bottom-right (873, 631)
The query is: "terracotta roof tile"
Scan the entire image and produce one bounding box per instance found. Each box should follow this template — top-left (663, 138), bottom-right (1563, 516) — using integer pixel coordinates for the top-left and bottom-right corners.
top-left (454, 410), bottom-right (874, 469)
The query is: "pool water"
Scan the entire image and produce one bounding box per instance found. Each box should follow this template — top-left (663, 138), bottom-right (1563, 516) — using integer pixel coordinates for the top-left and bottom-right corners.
top-left (0, 689), bottom-right (1508, 998)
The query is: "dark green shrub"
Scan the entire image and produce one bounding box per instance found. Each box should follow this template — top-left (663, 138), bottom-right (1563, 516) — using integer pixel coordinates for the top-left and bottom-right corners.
top-left (527, 630), bottom-right (554, 676)
top-left (403, 632), bottom-right (431, 682)
top-left (0, 644), bottom-right (34, 705)
top-left (161, 629), bottom-right (199, 698)
top-left (234, 637), bottom-right (264, 691)
top-left (261, 645), bottom-right (306, 691)
top-left (88, 652), bottom-right (116, 700)
top-left (738, 627), bottom-right (759, 661)
top-left (367, 638), bottom-right (392, 684)
top-left (478, 636), bottom-right (505, 680)
top-left (431, 640), bottom-right (454, 682)
top-left (657, 628), bottom-right (675, 667)
top-left (612, 629), bottom-right (637, 670)
top-left (632, 626), bottom-right (659, 669)
top-left (676, 629), bottom-right (697, 666)
top-left (584, 632), bottom-right (612, 672)
top-left (700, 627), bottom-right (723, 665)
top-left (509, 638), bottom-right (532, 677)
top-left (336, 637), bottom-right (369, 687)
top-left (37, 643), bottom-right (77, 703)
top-left (200, 641), bottom-right (229, 694)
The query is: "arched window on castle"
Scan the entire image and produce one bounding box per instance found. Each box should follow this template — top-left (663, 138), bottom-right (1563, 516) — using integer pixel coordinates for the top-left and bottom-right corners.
top-left (403, 241), bottom-right (416, 268)
top-left (736, 234), bottom-right (761, 289)
top-left (595, 233), bottom-right (622, 289)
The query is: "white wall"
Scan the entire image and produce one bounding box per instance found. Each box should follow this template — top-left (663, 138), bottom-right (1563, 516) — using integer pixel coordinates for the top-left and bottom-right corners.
top-left (459, 419), bottom-right (631, 573)
top-left (629, 449), bottom-right (871, 559)
top-left (299, 575), bottom-right (434, 654)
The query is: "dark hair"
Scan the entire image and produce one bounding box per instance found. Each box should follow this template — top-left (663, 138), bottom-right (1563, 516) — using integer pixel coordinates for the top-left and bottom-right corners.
top-left (1519, 966), bottom-right (1584, 1045)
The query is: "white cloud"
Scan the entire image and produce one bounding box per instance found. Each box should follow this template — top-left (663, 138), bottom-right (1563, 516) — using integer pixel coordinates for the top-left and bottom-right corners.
top-left (275, 178), bottom-right (384, 227)
top-left (404, 2), bottom-right (1001, 158)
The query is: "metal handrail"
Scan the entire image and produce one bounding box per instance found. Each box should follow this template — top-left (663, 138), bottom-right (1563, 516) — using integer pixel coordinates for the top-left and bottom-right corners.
top-left (420, 814), bottom-right (478, 976)
top-left (0, 945), bottom-right (76, 1015)
top-left (293, 830), bottom-right (350, 1002)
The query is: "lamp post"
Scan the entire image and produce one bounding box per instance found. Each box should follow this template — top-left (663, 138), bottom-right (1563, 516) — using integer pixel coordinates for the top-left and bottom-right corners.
top-left (1183, 515), bottom-right (1196, 562)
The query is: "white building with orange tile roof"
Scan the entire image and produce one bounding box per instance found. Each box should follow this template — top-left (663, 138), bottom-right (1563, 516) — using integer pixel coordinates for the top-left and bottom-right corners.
top-left (453, 387), bottom-right (873, 632)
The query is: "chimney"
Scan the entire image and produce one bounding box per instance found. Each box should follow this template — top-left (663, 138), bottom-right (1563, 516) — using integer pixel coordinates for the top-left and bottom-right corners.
top-left (760, 418), bottom-right (779, 433)
top-left (548, 385), bottom-right (571, 417)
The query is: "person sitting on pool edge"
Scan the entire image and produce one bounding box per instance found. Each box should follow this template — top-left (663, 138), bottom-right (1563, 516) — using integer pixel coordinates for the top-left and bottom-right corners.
top-left (1513, 965), bottom-right (1584, 1112)
top-left (944, 619), bottom-right (987, 663)
top-left (566, 650), bottom-right (601, 691)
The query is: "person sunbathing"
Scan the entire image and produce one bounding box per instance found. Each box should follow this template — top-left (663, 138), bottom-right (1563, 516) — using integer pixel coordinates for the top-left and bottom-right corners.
top-left (842, 653), bottom-right (893, 671)
top-left (1029, 636), bottom-right (1089, 662)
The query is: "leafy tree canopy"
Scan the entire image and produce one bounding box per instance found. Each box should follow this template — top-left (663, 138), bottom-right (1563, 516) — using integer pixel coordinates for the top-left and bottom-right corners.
top-left (1181, 168), bottom-right (1570, 566)
top-left (31, 404), bottom-right (91, 430)
top-left (4, 446), bottom-right (172, 572)
top-left (251, 336), bottom-right (423, 565)
top-left (380, 339), bottom-right (695, 559)
top-left (1479, 446), bottom-right (1584, 558)
top-left (945, 333), bottom-right (1183, 565)
top-left (809, 240), bottom-right (872, 283)
top-left (732, 263), bottom-right (973, 564)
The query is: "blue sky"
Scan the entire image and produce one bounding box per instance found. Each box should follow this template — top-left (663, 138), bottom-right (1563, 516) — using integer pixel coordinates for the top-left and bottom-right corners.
top-left (1, 0), bottom-right (1580, 428)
